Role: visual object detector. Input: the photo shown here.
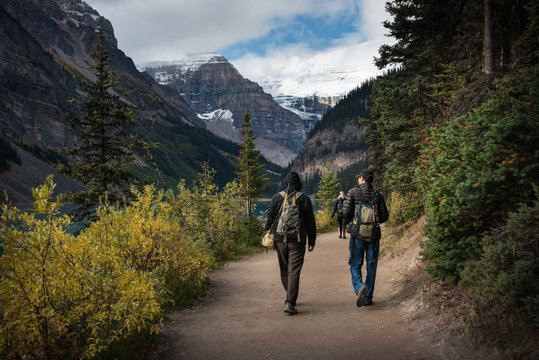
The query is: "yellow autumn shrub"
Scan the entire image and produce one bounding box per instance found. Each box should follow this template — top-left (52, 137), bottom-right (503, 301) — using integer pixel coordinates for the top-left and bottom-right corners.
top-left (0, 176), bottom-right (161, 359)
top-left (90, 185), bottom-right (213, 306)
top-left (0, 169), bottom-right (258, 358)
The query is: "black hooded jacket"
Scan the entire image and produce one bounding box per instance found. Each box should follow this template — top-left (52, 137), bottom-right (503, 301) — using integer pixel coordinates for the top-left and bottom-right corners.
top-left (265, 172), bottom-right (317, 246)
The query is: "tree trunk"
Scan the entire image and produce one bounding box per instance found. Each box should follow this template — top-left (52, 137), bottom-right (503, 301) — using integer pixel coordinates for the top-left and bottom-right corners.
top-left (483, 0), bottom-right (494, 75)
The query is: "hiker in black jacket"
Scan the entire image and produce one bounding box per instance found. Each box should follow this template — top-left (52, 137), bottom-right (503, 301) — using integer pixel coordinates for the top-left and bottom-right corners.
top-left (265, 172), bottom-right (316, 315)
top-left (342, 169), bottom-right (389, 307)
top-left (332, 191), bottom-right (347, 239)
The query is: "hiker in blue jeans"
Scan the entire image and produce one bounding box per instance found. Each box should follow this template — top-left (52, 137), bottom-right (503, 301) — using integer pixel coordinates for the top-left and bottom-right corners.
top-left (348, 236), bottom-right (380, 305)
top-left (342, 169), bottom-right (388, 306)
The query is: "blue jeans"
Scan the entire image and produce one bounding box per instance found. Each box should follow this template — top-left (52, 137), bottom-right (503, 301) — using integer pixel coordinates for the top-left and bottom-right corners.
top-left (348, 237), bottom-right (379, 301)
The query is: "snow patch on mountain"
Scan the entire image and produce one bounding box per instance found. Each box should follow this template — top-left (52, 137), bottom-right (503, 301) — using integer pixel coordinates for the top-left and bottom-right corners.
top-left (276, 97), bottom-right (322, 122)
top-left (138, 53), bottom-right (227, 78)
top-left (56, 0), bottom-right (102, 27)
top-left (197, 109), bottom-right (234, 123)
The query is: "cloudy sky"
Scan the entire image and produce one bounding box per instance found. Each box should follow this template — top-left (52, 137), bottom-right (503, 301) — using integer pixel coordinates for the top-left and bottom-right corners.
top-left (84, 0), bottom-right (393, 97)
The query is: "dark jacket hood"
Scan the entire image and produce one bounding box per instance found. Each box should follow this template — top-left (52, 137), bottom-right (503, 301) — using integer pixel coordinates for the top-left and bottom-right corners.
top-left (285, 172), bottom-right (302, 192)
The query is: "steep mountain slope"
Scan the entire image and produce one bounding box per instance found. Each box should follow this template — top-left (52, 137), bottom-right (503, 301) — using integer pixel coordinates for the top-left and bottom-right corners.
top-left (0, 0), bottom-right (255, 202)
top-left (290, 80), bottom-right (373, 184)
top-left (141, 55), bottom-right (318, 166)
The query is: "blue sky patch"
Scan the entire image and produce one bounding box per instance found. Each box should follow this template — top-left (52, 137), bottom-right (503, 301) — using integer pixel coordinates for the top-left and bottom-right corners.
top-left (222, 13), bottom-right (358, 60)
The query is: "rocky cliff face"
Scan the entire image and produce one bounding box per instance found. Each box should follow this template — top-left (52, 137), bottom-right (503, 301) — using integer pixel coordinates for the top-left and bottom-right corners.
top-left (142, 55), bottom-right (315, 166)
top-left (274, 95), bottom-right (332, 134)
top-left (293, 122), bottom-right (369, 180)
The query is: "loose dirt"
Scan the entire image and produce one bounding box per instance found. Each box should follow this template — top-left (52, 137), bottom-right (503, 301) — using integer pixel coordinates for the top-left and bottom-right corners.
top-left (146, 227), bottom-right (485, 360)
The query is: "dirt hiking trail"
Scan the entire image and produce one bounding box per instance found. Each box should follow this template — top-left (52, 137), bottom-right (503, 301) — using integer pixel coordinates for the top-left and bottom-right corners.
top-left (147, 229), bottom-right (480, 360)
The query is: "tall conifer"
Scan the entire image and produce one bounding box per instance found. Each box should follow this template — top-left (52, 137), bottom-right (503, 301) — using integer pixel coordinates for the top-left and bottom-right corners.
top-left (236, 109), bottom-right (267, 216)
top-left (63, 28), bottom-right (148, 218)
top-left (317, 163), bottom-right (340, 211)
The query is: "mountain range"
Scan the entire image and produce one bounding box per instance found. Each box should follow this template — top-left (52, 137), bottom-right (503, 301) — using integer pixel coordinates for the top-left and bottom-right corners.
top-left (140, 55), bottom-right (332, 166)
top-left (0, 0), bottom-right (371, 203)
top-left (0, 0), bottom-right (243, 203)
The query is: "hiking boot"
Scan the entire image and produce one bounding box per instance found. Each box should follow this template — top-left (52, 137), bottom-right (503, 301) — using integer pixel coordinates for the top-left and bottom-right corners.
top-left (284, 301), bottom-right (298, 315)
top-left (364, 299), bottom-right (373, 306)
top-left (356, 286), bottom-right (369, 307)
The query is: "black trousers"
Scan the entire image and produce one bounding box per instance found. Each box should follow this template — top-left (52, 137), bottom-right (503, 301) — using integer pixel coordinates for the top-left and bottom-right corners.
top-left (338, 216), bottom-right (347, 236)
top-left (275, 241), bottom-right (306, 306)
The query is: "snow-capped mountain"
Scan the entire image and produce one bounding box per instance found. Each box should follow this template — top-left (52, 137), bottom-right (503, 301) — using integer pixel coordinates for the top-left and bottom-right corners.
top-left (231, 48), bottom-right (381, 99)
top-left (140, 54), bottom-right (331, 166)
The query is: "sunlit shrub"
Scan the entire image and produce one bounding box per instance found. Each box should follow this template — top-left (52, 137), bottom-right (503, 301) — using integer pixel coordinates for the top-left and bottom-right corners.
top-left (85, 185), bottom-right (213, 307)
top-left (0, 166), bottom-right (263, 358)
top-left (315, 209), bottom-right (335, 233)
top-left (0, 176), bottom-right (161, 359)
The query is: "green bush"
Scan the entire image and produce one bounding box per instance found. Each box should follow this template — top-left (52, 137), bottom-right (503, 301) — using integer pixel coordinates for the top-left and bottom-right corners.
top-left (315, 209), bottom-right (336, 233)
top-left (418, 65), bottom-right (539, 281)
top-left (460, 199), bottom-right (539, 356)
top-left (386, 191), bottom-right (422, 226)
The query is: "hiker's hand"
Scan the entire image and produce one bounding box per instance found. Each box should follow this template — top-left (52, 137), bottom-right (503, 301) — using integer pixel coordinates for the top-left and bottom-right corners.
top-left (308, 245), bottom-right (314, 252)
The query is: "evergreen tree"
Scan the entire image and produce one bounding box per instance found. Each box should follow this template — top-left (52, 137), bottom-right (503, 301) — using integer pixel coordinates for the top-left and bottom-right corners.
top-left (63, 28), bottom-right (148, 218)
top-left (236, 109), bottom-right (268, 216)
top-left (316, 164), bottom-right (340, 211)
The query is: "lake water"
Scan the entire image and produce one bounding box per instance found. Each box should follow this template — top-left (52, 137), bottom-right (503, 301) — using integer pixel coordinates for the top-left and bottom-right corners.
top-left (253, 198), bottom-right (321, 221)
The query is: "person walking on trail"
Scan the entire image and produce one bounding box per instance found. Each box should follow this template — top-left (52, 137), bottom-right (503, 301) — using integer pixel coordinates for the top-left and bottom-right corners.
top-left (332, 191), bottom-right (347, 239)
top-left (265, 172), bottom-right (316, 315)
top-left (342, 169), bottom-right (389, 307)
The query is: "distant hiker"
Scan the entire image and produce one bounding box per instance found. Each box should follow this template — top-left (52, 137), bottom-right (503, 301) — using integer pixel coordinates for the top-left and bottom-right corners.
top-left (342, 169), bottom-right (389, 307)
top-left (265, 171), bottom-right (316, 315)
top-left (332, 191), bottom-right (347, 239)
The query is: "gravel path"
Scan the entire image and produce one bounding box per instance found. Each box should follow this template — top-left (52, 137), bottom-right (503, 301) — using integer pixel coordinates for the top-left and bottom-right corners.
top-left (147, 231), bottom-right (444, 360)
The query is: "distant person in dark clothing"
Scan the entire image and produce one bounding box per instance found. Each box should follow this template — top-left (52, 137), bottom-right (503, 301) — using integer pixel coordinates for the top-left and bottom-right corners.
top-left (342, 169), bottom-right (389, 307)
top-left (265, 172), bottom-right (316, 315)
top-left (332, 191), bottom-right (347, 239)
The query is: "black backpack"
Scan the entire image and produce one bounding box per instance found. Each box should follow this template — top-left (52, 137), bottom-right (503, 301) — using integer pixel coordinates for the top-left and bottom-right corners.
top-left (337, 198), bottom-right (343, 215)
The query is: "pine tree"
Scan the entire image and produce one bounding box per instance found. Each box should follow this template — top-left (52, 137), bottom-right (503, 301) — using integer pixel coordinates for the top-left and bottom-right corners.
top-left (236, 109), bottom-right (268, 216)
top-left (316, 164), bottom-right (340, 211)
top-left (63, 28), bottom-right (148, 218)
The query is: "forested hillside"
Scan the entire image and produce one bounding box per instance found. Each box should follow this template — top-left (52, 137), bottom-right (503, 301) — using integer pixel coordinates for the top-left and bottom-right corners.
top-left (368, 0), bottom-right (538, 355)
top-left (290, 80), bottom-right (373, 194)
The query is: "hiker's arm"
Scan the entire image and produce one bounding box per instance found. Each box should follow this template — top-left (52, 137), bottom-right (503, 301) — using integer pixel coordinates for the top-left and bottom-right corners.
top-left (331, 199), bottom-right (338, 218)
top-left (304, 197), bottom-right (316, 248)
top-left (342, 189), bottom-right (355, 223)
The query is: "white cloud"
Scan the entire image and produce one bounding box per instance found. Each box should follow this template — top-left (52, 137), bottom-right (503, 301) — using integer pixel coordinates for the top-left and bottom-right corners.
top-left (229, 0), bottom-right (393, 97)
top-left (85, 0), bottom-right (364, 64)
top-left (84, 0), bottom-right (394, 96)
top-left (231, 37), bottom-right (384, 97)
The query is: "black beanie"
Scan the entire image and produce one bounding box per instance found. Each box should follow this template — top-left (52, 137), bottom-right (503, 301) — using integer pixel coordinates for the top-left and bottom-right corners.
top-left (285, 171), bottom-right (302, 192)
